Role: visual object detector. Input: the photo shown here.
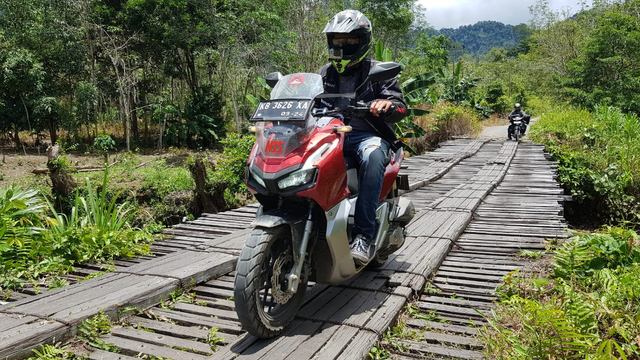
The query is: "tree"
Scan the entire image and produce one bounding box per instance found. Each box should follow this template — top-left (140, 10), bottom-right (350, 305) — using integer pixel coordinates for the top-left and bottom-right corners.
top-left (0, 48), bottom-right (45, 147)
top-left (565, 6), bottom-right (640, 112)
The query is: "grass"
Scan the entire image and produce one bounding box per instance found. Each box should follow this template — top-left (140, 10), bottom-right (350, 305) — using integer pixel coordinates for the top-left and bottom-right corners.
top-left (480, 227), bottom-right (640, 359)
top-left (530, 105), bottom-right (640, 226)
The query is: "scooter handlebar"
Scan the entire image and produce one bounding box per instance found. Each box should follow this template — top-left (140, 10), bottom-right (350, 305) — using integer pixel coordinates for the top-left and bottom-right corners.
top-left (313, 102), bottom-right (396, 118)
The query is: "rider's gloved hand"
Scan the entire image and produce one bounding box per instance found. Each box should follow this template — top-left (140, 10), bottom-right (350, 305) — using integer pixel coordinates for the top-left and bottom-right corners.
top-left (370, 99), bottom-right (394, 117)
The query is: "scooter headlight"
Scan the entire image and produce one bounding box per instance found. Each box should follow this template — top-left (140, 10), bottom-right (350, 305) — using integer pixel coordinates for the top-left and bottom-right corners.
top-left (277, 168), bottom-right (317, 189)
top-left (249, 167), bottom-right (266, 188)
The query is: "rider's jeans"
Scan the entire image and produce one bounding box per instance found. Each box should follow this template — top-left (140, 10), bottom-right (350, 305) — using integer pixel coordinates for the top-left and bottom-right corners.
top-left (344, 131), bottom-right (391, 241)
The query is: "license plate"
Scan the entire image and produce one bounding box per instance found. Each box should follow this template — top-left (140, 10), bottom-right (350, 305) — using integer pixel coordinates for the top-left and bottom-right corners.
top-left (250, 99), bottom-right (313, 121)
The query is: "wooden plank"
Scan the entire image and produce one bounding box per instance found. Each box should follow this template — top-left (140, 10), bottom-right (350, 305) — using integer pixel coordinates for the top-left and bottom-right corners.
top-left (87, 349), bottom-right (139, 360)
top-left (418, 330), bottom-right (483, 348)
top-left (405, 318), bottom-right (478, 336)
top-left (393, 339), bottom-right (484, 359)
top-left (415, 301), bottom-right (489, 318)
top-left (6, 274), bottom-right (179, 325)
top-left (241, 320), bottom-right (324, 360)
top-left (147, 308), bottom-right (243, 334)
top-left (207, 333), bottom-right (259, 360)
top-left (171, 302), bottom-right (238, 321)
top-left (364, 287), bottom-right (411, 333)
top-left (419, 295), bottom-right (493, 310)
top-left (0, 318), bottom-right (69, 360)
top-left (335, 331), bottom-right (379, 360)
top-left (283, 323), bottom-right (341, 360)
top-left (310, 325), bottom-right (359, 360)
top-left (101, 334), bottom-right (208, 360)
top-left (119, 251), bottom-right (237, 286)
top-left (126, 316), bottom-right (236, 344)
top-left (110, 327), bottom-right (213, 355)
top-left (435, 270), bottom-right (505, 282)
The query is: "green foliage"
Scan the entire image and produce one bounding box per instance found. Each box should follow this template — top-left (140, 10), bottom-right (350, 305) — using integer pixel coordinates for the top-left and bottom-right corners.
top-left (563, 4), bottom-right (640, 113)
top-left (28, 343), bottom-right (81, 360)
top-left (530, 105), bottom-right (640, 225)
top-left (78, 310), bottom-right (120, 353)
top-left (206, 327), bottom-right (224, 351)
top-left (482, 227), bottom-right (640, 359)
top-left (93, 135), bottom-right (116, 163)
top-left (438, 21), bottom-right (526, 56)
top-left (46, 170), bottom-right (154, 263)
top-left (208, 132), bottom-right (255, 207)
top-left (0, 186), bottom-right (53, 289)
top-left (0, 167), bottom-right (156, 290)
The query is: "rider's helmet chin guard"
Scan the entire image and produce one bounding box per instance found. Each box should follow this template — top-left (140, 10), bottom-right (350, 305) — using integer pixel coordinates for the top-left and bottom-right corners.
top-left (323, 9), bottom-right (372, 75)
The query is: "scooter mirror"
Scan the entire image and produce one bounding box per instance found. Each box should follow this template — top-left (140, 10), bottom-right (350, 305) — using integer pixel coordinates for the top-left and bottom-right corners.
top-left (368, 62), bottom-right (401, 83)
top-left (265, 72), bottom-right (283, 88)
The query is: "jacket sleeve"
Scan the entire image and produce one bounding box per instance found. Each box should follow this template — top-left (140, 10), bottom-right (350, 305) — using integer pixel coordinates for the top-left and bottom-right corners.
top-left (376, 77), bottom-right (407, 123)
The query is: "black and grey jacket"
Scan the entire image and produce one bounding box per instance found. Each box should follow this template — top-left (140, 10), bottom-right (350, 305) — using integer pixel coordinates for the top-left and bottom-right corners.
top-left (318, 58), bottom-right (407, 146)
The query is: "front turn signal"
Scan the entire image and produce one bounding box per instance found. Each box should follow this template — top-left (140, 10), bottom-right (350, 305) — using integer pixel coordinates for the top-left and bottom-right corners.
top-left (248, 126), bottom-right (258, 133)
top-left (333, 126), bottom-right (352, 133)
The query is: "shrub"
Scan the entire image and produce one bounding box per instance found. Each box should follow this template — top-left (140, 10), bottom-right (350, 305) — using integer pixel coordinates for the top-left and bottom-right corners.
top-left (530, 105), bottom-right (640, 226)
top-left (409, 103), bottom-right (481, 154)
top-left (482, 228), bottom-right (640, 359)
top-left (208, 132), bottom-right (255, 207)
top-left (93, 135), bottom-right (116, 164)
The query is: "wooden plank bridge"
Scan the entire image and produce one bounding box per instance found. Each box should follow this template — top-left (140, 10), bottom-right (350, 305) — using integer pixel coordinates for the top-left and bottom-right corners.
top-left (0, 139), bottom-right (568, 360)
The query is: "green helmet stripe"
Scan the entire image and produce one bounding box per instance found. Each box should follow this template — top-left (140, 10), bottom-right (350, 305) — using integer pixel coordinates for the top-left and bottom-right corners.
top-left (331, 53), bottom-right (368, 74)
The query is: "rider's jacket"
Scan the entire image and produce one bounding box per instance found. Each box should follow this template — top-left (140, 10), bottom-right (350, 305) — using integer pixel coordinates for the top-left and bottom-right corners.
top-left (509, 109), bottom-right (528, 123)
top-left (318, 58), bottom-right (407, 147)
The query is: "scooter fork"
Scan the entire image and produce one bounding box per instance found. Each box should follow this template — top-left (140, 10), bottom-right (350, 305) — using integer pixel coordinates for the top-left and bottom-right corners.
top-left (285, 202), bottom-right (314, 293)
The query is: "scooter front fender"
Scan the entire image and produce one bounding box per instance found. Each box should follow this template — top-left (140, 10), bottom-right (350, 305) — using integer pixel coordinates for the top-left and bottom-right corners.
top-left (251, 207), bottom-right (309, 269)
top-left (251, 207), bottom-right (308, 229)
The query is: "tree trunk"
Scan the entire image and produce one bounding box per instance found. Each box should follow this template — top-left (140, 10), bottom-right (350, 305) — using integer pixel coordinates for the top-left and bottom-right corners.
top-left (49, 117), bottom-right (58, 145)
top-left (13, 129), bottom-right (20, 148)
top-left (46, 145), bottom-right (76, 197)
top-left (189, 158), bottom-right (226, 215)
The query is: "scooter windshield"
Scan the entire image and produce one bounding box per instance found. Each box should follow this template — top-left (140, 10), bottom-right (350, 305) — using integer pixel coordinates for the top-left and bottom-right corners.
top-left (253, 73), bottom-right (323, 161)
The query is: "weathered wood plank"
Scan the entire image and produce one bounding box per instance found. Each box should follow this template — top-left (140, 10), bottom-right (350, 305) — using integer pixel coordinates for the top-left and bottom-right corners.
top-left (87, 349), bottom-right (140, 360)
top-left (101, 334), bottom-right (209, 360)
top-left (392, 339), bottom-right (484, 359)
top-left (126, 316), bottom-right (236, 345)
top-left (110, 327), bottom-right (213, 355)
top-left (146, 308), bottom-right (243, 334)
top-left (405, 318), bottom-right (478, 336)
top-left (0, 318), bottom-right (69, 360)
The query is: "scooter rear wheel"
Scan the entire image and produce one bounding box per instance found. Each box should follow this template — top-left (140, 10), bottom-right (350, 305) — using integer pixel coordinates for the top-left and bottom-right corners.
top-left (234, 226), bottom-right (307, 338)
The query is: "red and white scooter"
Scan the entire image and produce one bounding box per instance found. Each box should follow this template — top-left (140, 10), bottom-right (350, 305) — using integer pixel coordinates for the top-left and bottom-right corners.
top-left (234, 62), bottom-right (415, 338)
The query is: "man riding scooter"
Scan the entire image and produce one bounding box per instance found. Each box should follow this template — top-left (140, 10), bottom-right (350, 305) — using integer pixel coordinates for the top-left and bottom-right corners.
top-left (507, 103), bottom-right (530, 141)
top-left (319, 9), bottom-right (408, 265)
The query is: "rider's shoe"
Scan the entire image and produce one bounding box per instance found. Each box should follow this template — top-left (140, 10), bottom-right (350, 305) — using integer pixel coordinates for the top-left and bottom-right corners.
top-left (350, 234), bottom-right (375, 265)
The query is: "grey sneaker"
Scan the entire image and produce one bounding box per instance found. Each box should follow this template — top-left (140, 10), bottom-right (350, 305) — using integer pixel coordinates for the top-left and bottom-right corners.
top-left (350, 234), bottom-right (375, 265)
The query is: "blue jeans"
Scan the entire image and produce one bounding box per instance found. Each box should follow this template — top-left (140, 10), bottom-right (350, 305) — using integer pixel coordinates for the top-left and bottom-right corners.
top-left (344, 132), bottom-right (390, 240)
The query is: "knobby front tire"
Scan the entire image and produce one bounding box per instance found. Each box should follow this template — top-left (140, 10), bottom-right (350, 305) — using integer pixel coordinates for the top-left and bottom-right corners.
top-left (233, 225), bottom-right (307, 338)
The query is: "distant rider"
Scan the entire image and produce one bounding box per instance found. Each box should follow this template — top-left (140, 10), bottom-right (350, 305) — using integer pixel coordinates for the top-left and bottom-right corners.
top-left (507, 103), bottom-right (530, 140)
top-left (319, 10), bottom-right (407, 265)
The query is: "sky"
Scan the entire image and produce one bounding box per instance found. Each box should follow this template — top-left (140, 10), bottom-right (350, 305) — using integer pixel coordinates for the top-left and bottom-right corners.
top-left (418, 0), bottom-right (582, 29)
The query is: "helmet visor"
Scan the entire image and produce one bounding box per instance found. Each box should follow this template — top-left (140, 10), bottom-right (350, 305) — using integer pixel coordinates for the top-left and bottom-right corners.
top-left (328, 34), bottom-right (361, 57)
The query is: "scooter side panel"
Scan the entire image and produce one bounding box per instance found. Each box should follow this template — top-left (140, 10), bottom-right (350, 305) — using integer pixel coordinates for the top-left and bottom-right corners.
top-left (314, 199), bottom-right (357, 284)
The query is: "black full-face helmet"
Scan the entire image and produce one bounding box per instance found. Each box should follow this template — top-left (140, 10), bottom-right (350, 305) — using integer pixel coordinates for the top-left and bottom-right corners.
top-left (323, 10), bottom-right (372, 74)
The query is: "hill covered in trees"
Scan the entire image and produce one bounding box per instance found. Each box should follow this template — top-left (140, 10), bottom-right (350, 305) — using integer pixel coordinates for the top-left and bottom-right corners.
top-left (437, 20), bottom-right (532, 55)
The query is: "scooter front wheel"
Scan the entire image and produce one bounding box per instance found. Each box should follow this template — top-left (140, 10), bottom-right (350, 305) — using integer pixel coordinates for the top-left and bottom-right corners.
top-left (233, 226), bottom-right (307, 338)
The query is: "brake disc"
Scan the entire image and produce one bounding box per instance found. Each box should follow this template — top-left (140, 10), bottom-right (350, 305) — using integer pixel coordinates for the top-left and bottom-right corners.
top-left (270, 252), bottom-right (294, 305)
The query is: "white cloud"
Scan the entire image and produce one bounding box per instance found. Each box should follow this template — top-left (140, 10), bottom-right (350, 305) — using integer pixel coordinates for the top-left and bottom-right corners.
top-left (418, 0), bottom-right (584, 29)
